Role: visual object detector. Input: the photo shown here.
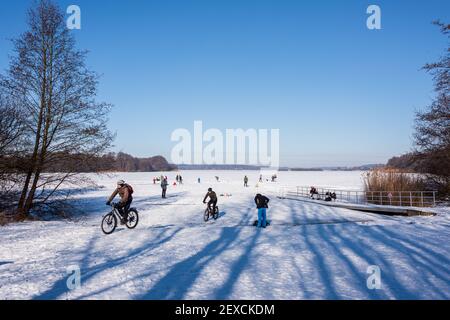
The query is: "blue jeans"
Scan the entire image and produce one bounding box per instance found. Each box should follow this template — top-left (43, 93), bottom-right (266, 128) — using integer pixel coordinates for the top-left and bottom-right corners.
top-left (257, 208), bottom-right (267, 228)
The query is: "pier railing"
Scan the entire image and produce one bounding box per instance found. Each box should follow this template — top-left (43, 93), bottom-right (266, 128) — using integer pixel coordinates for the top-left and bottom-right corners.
top-left (279, 186), bottom-right (437, 208)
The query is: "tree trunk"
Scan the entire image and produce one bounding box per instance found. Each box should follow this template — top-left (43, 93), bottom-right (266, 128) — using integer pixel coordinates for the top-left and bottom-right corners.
top-left (23, 37), bottom-right (55, 215)
top-left (17, 40), bottom-right (48, 215)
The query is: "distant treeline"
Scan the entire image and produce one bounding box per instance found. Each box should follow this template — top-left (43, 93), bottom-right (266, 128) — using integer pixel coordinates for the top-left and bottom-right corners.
top-left (178, 164), bottom-right (384, 171)
top-left (290, 164), bottom-right (384, 171)
top-left (178, 164), bottom-right (264, 170)
top-left (386, 153), bottom-right (421, 171)
top-left (82, 152), bottom-right (177, 172)
top-left (387, 152), bottom-right (449, 177)
top-left (290, 168), bottom-right (324, 171)
top-left (2, 152), bottom-right (177, 173)
top-left (110, 152), bottom-right (177, 172)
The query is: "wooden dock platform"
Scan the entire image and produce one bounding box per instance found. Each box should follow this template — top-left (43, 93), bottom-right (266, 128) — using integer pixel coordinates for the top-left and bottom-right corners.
top-left (281, 195), bottom-right (436, 217)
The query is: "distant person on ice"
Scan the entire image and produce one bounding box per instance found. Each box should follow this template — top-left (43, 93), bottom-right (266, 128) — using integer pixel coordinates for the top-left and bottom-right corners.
top-left (203, 188), bottom-right (218, 212)
top-left (310, 186), bottom-right (318, 199)
top-left (244, 175), bottom-right (249, 187)
top-left (161, 177), bottom-right (168, 198)
top-left (106, 180), bottom-right (134, 224)
top-left (254, 193), bottom-right (269, 228)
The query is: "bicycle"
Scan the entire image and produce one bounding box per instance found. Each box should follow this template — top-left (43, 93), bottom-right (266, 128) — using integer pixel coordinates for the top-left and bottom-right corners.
top-left (101, 202), bottom-right (139, 234)
top-left (204, 203), bottom-right (219, 222)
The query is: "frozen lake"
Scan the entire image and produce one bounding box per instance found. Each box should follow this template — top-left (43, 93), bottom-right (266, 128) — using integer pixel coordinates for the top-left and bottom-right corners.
top-left (0, 170), bottom-right (449, 300)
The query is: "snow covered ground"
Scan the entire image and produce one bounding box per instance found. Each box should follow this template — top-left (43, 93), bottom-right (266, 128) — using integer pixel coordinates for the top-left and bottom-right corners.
top-left (0, 170), bottom-right (449, 300)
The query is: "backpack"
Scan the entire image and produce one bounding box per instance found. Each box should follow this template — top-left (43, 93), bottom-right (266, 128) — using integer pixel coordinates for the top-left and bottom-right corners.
top-left (125, 184), bottom-right (134, 195)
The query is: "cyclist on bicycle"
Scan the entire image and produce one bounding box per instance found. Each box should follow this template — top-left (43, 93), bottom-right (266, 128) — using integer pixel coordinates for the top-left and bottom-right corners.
top-left (203, 187), bottom-right (217, 212)
top-left (106, 180), bottom-right (134, 224)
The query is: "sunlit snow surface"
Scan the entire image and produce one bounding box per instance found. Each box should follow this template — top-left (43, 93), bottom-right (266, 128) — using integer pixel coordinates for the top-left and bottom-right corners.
top-left (1, 171), bottom-right (449, 300)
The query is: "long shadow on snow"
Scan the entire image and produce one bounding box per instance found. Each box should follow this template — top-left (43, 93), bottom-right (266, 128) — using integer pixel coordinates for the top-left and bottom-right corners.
top-left (333, 222), bottom-right (419, 299)
top-left (334, 222), bottom-right (449, 299)
top-left (138, 206), bottom-right (255, 299)
top-left (33, 226), bottom-right (182, 300)
top-left (286, 203), bottom-right (381, 299)
top-left (364, 225), bottom-right (450, 299)
top-left (131, 192), bottom-right (187, 207)
top-left (212, 224), bottom-right (262, 299)
top-left (299, 219), bottom-right (341, 298)
top-left (33, 232), bottom-right (100, 300)
top-left (287, 202), bottom-right (448, 299)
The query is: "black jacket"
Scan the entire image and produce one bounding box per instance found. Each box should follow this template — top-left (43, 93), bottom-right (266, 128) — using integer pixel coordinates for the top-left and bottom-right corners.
top-left (203, 191), bottom-right (217, 203)
top-left (255, 194), bottom-right (269, 209)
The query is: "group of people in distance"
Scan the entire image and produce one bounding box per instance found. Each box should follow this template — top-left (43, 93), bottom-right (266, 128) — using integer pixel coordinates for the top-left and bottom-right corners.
top-left (325, 191), bottom-right (337, 202)
top-left (152, 175), bottom-right (186, 198)
top-left (309, 186), bottom-right (337, 202)
top-left (244, 174), bottom-right (277, 186)
top-left (106, 176), bottom-right (271, 229)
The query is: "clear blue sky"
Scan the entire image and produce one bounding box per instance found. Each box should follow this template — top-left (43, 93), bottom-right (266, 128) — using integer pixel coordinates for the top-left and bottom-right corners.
top-left (0, 0), bottom-right (449, 167)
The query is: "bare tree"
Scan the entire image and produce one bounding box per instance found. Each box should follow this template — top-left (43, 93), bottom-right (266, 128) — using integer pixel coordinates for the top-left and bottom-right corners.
top-left (414, 21), bottom-right (450, 197)
top-left (2, 0), bottom-right (113, 217)
top-left (0, 94), bottom-right (24, 156)
top-left (0, 91), bottom-right (26, 209)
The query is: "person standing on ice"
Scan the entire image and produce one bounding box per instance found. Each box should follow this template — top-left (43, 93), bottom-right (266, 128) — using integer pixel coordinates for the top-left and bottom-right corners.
top-left (161, 177), bottom-right (168, 198)
top-left (254, 193), bottom-right (269, 228)
top-left (244, 175), bottom-right (249, 187)
top-left (106, 180), bottom-right (134, 224)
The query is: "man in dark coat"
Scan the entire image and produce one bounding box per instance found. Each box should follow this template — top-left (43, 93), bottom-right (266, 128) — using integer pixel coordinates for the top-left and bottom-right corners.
top-left (254, 193), bottom-right (270, 228)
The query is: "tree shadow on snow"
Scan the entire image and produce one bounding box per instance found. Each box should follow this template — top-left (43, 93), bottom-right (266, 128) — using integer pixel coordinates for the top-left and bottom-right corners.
top-left (286, 203), bottom-right (450, 299)
top-left (31, 192), bottom-right (450, 300)
top-left (137, 199), bottom-right (259, 299)
top-left (131, 192), bottom-right (187, 207)
top-left (32, 226), bottom-right (183, 300)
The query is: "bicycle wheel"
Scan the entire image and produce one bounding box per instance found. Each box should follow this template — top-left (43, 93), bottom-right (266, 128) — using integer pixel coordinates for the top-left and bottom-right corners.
top-left (126, 208), bottom-right (139, 229)
top-left (213, 206), bottom-right (219, 220)
top-left (101, 212), bottom-right (117, 235)
top-left (203, 208), bottom-right (210, 222)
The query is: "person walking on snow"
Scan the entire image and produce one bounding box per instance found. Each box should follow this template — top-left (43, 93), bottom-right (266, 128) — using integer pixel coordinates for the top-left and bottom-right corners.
top-left (161, 177), bottom-right (168, 198)
top-left (244, 175), bottom-right (249, 187)
top-left (254, 193), bottom-right (270, 228)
